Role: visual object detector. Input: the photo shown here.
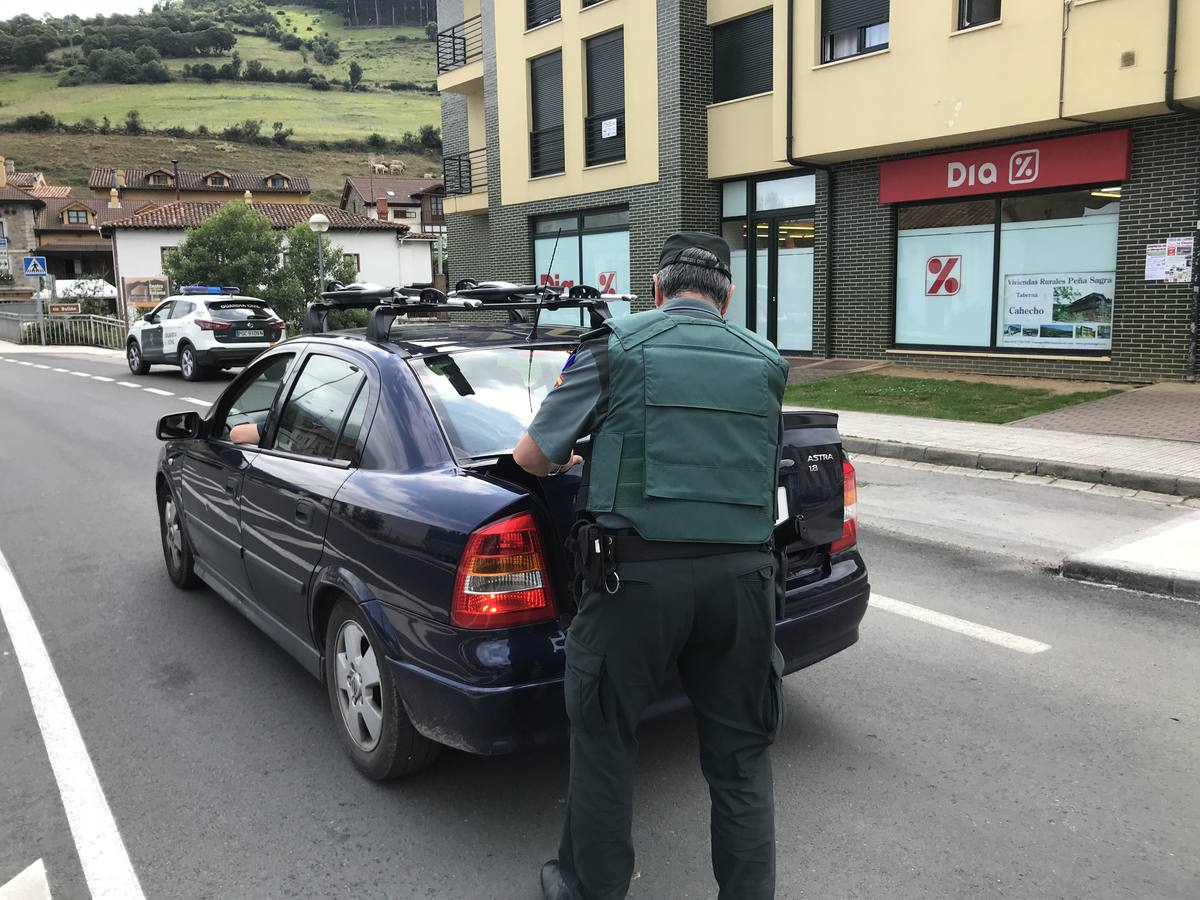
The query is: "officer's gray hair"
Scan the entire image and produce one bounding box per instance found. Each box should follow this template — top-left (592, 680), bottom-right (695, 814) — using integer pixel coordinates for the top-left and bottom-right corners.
top-left (656, 248), bottom-right (732, 307)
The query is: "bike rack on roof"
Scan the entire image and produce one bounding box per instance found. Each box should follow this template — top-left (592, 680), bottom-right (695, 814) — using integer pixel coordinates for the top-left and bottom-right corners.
top-left (302, 280), bottom-right (636, 342)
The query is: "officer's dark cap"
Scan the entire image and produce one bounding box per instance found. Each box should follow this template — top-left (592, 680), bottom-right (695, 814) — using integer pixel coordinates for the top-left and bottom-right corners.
top-left (658, 231), bottom-right (733, 280)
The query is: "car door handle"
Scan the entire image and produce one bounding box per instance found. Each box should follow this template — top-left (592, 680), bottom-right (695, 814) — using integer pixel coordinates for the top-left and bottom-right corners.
top-left (295, 499), bottom-right (315, 525)
top-left (225, 476), bottom-right (239, 496)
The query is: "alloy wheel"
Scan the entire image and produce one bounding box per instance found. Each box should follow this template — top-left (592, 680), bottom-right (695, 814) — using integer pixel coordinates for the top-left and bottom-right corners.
top-left (128, 344), bottom-right (140, 371)
top-left (162, 496), bottom-right (182, 573)
top-left (181, 348), bottom-right (194, 379)
top-left (334, 621), bottom-right (384, 751)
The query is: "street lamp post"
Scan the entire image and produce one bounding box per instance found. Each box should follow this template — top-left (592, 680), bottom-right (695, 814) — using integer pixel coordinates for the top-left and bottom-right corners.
top-left (307, 213), bottom-right (330, 295)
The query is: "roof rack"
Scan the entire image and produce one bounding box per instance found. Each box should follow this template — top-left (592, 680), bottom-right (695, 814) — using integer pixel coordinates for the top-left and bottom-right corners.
top-left (302, 280), bottom-right (637, 342)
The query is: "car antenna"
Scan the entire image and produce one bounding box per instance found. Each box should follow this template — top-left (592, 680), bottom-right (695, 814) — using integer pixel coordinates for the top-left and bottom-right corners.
top-left (530, 227), bottom-right (562, 341)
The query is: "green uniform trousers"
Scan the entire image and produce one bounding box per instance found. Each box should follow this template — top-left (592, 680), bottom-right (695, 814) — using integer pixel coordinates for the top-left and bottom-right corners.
top-left (557, 549), bottom-right (784, 900)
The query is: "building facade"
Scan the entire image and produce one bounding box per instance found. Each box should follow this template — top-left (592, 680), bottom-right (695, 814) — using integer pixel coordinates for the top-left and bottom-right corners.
top-left (0, 157), bottom-right (46, 301)
top-left (87, 166), bottom-right (311, 205)
top-left (437, 0), bottom-right (1200, 381)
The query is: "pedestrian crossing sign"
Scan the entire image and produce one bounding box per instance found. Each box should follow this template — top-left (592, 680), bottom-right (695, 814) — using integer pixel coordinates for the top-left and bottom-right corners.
top-left (22, 256), bottom-right (48, 277)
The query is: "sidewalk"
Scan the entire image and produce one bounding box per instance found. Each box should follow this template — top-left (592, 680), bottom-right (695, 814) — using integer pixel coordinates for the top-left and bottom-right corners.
top-left (799, 407), bottom-right (1200, 498)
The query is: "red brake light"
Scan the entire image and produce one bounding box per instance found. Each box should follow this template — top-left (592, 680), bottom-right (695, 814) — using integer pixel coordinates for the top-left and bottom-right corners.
top-left (194, 318), bottom-right (231, 331)
top-left (452, 511), bottom-right (557, 629)
top-left (829, 459), bottom-right (858, 554)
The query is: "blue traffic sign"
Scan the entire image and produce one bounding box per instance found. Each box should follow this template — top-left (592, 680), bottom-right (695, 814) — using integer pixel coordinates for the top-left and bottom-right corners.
top-left (22, 256), bottom-right (48, 278)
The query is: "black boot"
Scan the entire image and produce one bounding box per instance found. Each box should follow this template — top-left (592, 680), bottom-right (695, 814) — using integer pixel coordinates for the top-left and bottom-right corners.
top-left (540, 859), bottom-right (571, 900)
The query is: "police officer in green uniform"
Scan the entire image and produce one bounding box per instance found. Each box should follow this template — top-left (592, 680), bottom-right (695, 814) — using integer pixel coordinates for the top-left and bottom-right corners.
top-left (513, 232), bottom-right (790, 900)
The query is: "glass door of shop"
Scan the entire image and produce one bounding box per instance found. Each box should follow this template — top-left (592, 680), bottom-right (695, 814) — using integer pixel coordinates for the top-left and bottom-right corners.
top-left (752, 216), bottom-right (814, 352)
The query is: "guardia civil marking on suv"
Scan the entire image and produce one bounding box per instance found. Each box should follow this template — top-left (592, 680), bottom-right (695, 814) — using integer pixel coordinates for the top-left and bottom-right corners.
top-left (126, 285), bottom-right (286, 381)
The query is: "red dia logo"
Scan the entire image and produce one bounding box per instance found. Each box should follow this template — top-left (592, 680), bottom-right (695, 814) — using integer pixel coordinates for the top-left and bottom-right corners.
top-left (926, 256), bottom-right (962, 296)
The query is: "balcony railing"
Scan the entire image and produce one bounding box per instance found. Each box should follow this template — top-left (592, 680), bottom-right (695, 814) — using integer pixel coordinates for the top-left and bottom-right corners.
top-left (530, 126), bottom-right (565, 178)
top-left (444, 148), bottom-right (488, 196)
top-left (437, 15), bottom-right (483, 75)
top-left (584, 110), bottom-right (625, 167)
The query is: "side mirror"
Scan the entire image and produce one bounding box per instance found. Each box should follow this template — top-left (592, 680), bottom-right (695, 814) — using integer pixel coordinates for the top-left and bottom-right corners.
top-left (157, 411), bottom-right (202, 441)
top-left (143, 313), bottom-right (158, 324)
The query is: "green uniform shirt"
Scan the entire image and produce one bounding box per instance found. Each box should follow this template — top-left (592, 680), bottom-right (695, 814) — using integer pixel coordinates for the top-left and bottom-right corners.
top-left (527, 297), bottom-right (727, 530)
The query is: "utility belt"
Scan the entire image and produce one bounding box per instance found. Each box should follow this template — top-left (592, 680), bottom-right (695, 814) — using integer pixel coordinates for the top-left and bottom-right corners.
top-left (569, 521), bottom-right (771, 595)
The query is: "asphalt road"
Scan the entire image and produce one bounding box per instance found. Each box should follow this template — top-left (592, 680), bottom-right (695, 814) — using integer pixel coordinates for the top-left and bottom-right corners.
top-left (1, 347), bottom-right (1197, 900)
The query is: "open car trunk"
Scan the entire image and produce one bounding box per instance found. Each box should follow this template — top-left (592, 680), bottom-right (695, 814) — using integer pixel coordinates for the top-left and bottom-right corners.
top-left (477, 410), bottom-right (847, 618)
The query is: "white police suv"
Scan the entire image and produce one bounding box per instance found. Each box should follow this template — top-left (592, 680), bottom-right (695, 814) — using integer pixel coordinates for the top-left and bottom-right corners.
top-left (126, 286), bottom-right (286, 381)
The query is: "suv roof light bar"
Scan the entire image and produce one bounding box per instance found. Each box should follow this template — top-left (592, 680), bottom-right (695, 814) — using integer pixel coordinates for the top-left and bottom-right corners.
top-left (181, 285), bottom-right (240, 295)
top-left (302, 280), bottom-right (637, 342)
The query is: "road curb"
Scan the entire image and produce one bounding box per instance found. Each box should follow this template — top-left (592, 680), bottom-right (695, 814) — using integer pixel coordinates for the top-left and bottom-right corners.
top-left (843, 437), bottom-right (1200, 498)
top-left (1061, 556), bottom-right (1200, 602)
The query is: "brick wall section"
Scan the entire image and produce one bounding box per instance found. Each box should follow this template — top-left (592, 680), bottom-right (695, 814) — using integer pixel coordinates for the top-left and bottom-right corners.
top-left (830, 115), bottom-right (1200, 382)
top-left (442, 0), bottom-right (719, 307)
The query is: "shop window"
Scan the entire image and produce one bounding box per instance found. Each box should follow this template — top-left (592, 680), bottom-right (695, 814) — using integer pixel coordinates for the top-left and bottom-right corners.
top-left (822, 0), bottom-right (889, 62)
top-left (532, 207), bottom-right (631, 325)
top-left (894, 188), bottom-right (1121, 352)
top-left (722, 181), bottom-right (747, 219)
top-left (712, 9), bottom-right (773, 103)
top-left (896, 200), bottom-right (996, 348)
top-left (756, 174), bottom-right (816, 211)
top-left (959, 0), bottom-right (1001, 30)
top-left (996, 188), bottom-right (1119, 351)
top-left (721, 220), bottom-right (749, 330)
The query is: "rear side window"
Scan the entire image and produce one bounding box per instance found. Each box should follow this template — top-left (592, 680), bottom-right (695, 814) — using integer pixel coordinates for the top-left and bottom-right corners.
top-left (274, 354), bottom-right (366, 460)
top-left (222, 353), bottom-right (296, 438)
top-left (334, 385), bottom-right (369, 462)
top-left (207, 301), bottom-right (273, 322)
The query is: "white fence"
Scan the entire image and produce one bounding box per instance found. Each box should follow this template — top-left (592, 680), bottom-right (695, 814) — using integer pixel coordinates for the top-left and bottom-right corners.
top-left (0, 311), bottom-right (126, 350)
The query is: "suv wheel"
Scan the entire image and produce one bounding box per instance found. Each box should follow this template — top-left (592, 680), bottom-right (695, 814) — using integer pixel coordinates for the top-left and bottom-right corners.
top-left (179, 344), bottom-right (211, 381)
top-left (325, 599), bottom-right (441, 779)
top-left (127, 340), bottom-right (151, 375)
top-left (158, 487), bottom-right (199, 589)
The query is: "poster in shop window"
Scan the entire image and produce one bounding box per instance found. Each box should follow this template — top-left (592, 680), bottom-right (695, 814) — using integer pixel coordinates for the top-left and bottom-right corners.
top-left (1000, 272), bottom-right (1115, 351)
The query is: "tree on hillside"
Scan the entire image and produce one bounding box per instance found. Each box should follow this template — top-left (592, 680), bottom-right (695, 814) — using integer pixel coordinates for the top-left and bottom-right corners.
top-left (264, 223), bottom-right (357, 327)
top-left (163, 205), bottom-right (284, 298)
top-left (348, 59), bottom-right (362, 91)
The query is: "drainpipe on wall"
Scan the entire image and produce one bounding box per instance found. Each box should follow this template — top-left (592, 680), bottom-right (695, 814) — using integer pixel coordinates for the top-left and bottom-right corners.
top-left (1165, 0), bottom-right (1200, 381)
top-left (785, 0), bottom-right (836, 359)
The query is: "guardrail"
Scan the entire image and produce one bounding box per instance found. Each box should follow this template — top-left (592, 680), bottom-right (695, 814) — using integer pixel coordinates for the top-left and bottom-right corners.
top-left (0, 311), bottom-right (126, 350)
top-left (437, 15), bottom-right (483, 74)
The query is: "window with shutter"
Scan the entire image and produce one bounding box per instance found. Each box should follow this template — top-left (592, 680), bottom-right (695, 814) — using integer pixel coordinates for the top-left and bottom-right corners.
top-left (526, 0), bottom-right (560, 30)
top-left (712, 10), bottom-right (773, 104)
top-left (530, 51), bottom-right (565, 177)
top-left (821, 0), bottom-right (889, 63)
top-left (585, 29), bottom-right (625, 166)
top-left (959, 0), bottom-right (1000, 30)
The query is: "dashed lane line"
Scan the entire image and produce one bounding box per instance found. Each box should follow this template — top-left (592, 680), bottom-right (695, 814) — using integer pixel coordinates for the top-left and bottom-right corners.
top-left (116, 381), bottom-right (140, 388)
top-left (181, 397), bottom-right (210, 407)
top-left (91, 376), bottom-right (115, 383)
top-left (52, 368), bottom-right (69, 373)
top-left (870, 593), bottom-right (1052, 655)
top-left (33, 364), bottom-right (51, 369)
top-left (142, 388), bottom-right (174, 397)
top-left (0, 545), bottom-right (147, 900)
top-left (69, 371), bottom-right (92, 378)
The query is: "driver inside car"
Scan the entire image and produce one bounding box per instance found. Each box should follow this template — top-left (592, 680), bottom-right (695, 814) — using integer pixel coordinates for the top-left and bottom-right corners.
top-left (229, 423), bottom-right (261, 445)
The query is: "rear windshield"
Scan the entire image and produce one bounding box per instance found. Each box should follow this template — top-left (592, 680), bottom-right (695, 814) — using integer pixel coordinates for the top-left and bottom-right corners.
top-left (208, 301), bottom-right (273, 322)
top-left (412, 347), bottom-right (573, 459)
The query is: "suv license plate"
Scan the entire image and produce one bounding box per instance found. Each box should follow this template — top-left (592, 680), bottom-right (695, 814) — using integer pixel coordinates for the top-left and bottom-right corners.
top-left (241, 329), bottom-right (265, 338)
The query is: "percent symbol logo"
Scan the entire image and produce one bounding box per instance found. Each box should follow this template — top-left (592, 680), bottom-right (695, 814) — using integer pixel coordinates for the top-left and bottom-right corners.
top-left (1009, 148), bottom-right (1040, 185)
top-left (926, 256), bottom-right (962, 296)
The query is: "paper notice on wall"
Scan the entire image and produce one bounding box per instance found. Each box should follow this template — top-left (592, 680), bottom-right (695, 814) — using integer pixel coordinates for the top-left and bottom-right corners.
top-left (601, 118), bottom-right (618, 139)
top-left (999, 271), bottom-right (1115, 351)
top-left (1165, 236), bottom-right (1194, 284)
top-left (1145, 243), bottom-right (1168, 281)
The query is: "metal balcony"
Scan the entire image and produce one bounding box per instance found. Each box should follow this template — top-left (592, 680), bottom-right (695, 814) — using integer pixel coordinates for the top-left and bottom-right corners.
top-left (437, 16), bottom-right (483, 75)
top-left (444, 148), bottom-right (488, 196)
top-left (530, 126), bottom-right (565, 178)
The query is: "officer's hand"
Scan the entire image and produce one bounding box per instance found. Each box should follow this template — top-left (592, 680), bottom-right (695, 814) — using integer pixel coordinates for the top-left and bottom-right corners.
top-left (562, 453), bottom-right (584, 473)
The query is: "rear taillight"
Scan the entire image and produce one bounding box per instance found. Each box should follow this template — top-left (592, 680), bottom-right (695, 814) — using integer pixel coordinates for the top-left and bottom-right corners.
top-left (195, 318), bottom-right (230, 331)
top-left (829, 459), bottom-right (858, 554)
top-left (452, 511), bottom-right (557, 629)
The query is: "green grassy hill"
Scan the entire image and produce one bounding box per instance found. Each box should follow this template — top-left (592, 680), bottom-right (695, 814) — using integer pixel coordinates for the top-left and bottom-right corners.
top-left (0, 130), bottom-right (443, 205)
top-left (0, 5), bottom-right (439, 141)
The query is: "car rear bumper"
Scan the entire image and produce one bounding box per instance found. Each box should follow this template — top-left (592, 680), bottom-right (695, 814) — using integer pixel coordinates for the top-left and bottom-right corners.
top-left (194, 345), bottom-right (271, 367)
top-left (391, 564), bottom-right (870, 756)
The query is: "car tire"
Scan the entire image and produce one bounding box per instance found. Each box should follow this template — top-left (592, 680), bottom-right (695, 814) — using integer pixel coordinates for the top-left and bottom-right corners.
top-left (127, 340), bottom-right (151, 375)
top-left (325, 598), bottom-right (441, 779)
top-left (179, 344), bottom-right (211, 382)
top-left (158, 486), bottom-right (200, 589)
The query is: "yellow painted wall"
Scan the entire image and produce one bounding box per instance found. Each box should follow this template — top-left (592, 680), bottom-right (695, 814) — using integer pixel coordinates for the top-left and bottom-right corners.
top-left (708, 0), bottom-right (1200, 177)
top-left (495, 0), bottom-right (659, 205)
top-left (467, 87), bottom-right (486, 152)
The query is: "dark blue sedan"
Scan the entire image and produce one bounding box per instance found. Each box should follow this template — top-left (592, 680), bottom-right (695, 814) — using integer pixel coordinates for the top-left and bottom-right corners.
top-left (155, 319), bottom-right (869, 778)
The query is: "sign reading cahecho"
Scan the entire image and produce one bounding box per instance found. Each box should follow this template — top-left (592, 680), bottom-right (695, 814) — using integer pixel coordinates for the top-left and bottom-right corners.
top-left (879, 129), bottom-right (1132, 204)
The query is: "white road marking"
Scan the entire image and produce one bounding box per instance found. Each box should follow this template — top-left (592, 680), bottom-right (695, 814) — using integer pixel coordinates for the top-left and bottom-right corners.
top-left (90, 376), bottom-right (115, 383)
top-left (51, 368), bottom-right (69, 373)
top-left (181, 397), bottom-right (210, 407)
top-left (0, 858), bottom-right (52, 899)
top-left (69, 372), bottom-right (91, 378)
top-left (17, 361), bottom-right (34, 366)
top-left (33, 364), bottom-right (51, 370)
top-left (116, 381), bottom-right (140, 388)
top-left (870, 593), bottom-right (1051, 655)
top-left (0, 547), bottom-right (146, 900)
top-left (142, 388), bottom-right (173, 396)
